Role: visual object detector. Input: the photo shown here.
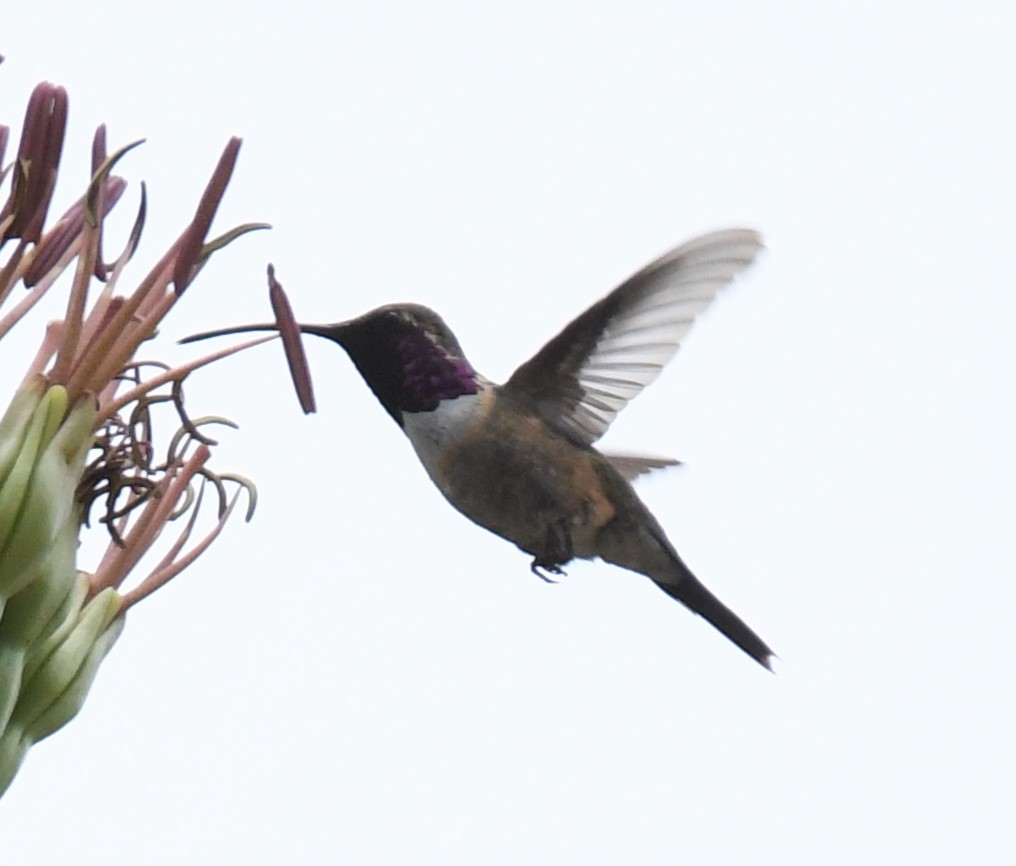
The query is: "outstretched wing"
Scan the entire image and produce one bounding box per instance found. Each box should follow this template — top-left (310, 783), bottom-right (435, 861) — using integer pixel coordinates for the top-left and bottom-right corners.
top-left (502, 228), bottom-right (763, 445)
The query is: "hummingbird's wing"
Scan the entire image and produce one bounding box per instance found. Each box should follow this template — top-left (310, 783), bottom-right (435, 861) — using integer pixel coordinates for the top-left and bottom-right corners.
top-left (502, 228), bottom-right (763, 445)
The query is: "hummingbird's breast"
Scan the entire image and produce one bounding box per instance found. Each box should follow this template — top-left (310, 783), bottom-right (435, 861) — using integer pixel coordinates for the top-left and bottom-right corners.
top-left (402, 387), bottom-right (618, 559)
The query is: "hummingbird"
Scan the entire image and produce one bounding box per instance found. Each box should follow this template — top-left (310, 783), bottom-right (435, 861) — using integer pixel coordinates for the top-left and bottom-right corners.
top-left (184, 228), bottom-right (775, 669)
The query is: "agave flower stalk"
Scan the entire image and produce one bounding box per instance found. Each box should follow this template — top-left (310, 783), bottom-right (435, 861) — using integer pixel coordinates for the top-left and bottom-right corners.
top-left (0, 78), bottom-right (280, 796)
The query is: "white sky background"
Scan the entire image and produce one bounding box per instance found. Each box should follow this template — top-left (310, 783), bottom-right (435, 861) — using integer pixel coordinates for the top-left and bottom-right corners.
top-left (1, 2), bottom-right (1015, 864)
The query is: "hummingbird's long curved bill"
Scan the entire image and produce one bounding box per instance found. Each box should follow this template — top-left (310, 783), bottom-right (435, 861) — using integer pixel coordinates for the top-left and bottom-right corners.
top-left (179, 324), bottom-right (280, 342)
top-left (180, 322), bottom-right (345, 342)
top-left (179, 322), bottom-right (335, 414)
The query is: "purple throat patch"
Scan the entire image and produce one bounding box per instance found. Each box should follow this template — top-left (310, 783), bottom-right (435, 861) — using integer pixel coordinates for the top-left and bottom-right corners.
top-left (398, 336), bottom-right (478, 409)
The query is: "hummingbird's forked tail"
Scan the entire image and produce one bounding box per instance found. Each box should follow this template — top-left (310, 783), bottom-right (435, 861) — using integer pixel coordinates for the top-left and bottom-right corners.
top-left (652, 566), bottom-right (775, 670)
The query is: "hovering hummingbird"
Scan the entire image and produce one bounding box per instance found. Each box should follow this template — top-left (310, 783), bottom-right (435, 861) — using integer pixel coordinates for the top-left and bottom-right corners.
top-left (185, 228), bottom-right (775, 669)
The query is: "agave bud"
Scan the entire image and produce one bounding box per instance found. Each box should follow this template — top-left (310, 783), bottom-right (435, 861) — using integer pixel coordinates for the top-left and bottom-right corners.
top-left (0, 384), bottom-right (95, 598)
top-left (0, 583), bottom-right (124, 793)
top-left (0, 384), bottom-right (95, 745)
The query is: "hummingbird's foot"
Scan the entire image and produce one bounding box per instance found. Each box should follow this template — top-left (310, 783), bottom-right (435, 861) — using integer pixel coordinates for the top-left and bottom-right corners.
top-left (529, 521), bottom-right (573, 583)
top-left (530, 560), bottom-right (567, 583)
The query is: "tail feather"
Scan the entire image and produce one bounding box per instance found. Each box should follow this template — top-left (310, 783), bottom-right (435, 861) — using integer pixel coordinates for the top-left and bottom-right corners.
top-left (654, 569), bottom-right (775, 670)
top-left (591, 480), bottom-right (775, 669)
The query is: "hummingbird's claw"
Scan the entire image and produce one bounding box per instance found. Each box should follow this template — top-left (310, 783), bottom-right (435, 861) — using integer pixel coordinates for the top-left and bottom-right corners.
top-left (530, 560), bottom-right (566, 583)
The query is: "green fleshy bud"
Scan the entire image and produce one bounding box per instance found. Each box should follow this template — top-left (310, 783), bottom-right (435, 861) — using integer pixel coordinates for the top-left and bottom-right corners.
top-left (0, 386), bottom-right (96, 598)
top-left (11, 583), bottom-right (117, 728)
top-left (22, 590), bottom-right (124, 743)
top-left (0, 381), bottom-right (58, 566)
top-left (0, 585), bottom-right (124, 795)
top-left (0, 516), bottom-right (79, 732)
top-left (0, 377), bottom-right (47, 493)
top-left (0, 381), bottom-right (103, 794)
top-left (21, 572), bottom-right (89, 685)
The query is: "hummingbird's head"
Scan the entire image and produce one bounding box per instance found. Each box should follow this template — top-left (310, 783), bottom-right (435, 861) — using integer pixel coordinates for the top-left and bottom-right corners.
top-left (183, 303), bottom-right (481, 427)
top-left (311, 304), bottom-right (480, 426)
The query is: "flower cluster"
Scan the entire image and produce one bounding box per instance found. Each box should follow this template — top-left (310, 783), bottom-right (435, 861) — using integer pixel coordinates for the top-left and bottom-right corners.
top-left (0, 78), bottom-right (274, 796)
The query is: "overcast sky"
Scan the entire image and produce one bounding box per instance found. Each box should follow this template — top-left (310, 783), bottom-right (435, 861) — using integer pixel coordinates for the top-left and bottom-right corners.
top-left (1, 3), bottom-right (1014, 864)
